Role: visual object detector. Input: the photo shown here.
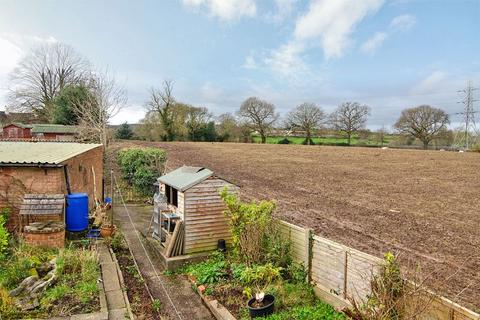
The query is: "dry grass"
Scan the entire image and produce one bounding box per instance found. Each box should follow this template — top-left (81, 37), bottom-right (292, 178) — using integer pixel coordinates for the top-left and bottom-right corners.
top-left (110, 141), bottom-right (480, 311)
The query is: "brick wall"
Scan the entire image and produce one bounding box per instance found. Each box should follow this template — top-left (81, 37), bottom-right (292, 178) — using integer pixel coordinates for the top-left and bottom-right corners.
top-left (0, 145), bottom-right (103, 232)
top-left (24, 229), bottom-right (65, 248)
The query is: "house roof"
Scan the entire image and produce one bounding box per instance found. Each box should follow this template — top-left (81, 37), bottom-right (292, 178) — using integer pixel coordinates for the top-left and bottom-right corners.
top-left (158, 166), bottom-right (214, 192)
top-left (0, 142), bottom-right (102, 166)
top-left (31, 124), bottom-right (77, 134)
top-left (4, 122), bottom-right (34, 129)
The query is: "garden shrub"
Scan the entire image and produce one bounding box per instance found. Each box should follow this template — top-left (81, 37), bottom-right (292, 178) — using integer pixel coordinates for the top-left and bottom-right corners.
top-left (277, 138), bottom-right (291, 144)
top-left (0, 210), bottom-right (9, 260)
top-left (185, 251), bottom-right (227, 284)
top-left (117, 147), bottom-right (167, 197)
top-left (239, 263), bottom-right (282, 286)
top-left (302, 138), bottom-right (315, 145)
top-left (220, 189), bottom-right (292, 267)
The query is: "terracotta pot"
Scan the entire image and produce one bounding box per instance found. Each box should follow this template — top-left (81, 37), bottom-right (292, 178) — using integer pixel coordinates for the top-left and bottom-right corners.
top-left (100, 225), bottom-right (116, 238)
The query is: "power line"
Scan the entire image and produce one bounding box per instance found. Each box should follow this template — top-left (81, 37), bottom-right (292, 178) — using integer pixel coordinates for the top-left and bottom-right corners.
top-left (453, 81), bottom-right (479, 150)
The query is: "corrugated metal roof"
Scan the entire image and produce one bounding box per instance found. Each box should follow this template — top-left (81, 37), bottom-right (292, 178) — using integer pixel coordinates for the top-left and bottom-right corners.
top-left (31, 124), bottom-right (77, 134)
top-left (0, 142), bottom-right (102, 166)
top-left (158, 166), bottom-right (214, 191)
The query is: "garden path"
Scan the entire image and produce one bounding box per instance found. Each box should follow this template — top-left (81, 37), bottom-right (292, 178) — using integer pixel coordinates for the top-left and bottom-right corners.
top-left (113, 203), bottom-right (214, 320)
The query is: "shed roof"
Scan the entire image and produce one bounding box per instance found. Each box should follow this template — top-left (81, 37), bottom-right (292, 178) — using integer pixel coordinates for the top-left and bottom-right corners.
top-left (31, 124), bottom-right (77, 134)
top-left (0, 142), bottom-right (102, 166)
top-left (158, 166), bottom-right (214, 191)
top-left (4, 122), bottom-right (34, 129)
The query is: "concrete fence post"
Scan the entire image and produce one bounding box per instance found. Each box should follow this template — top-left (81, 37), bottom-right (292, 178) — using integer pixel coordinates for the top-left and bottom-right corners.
top-left (305, 228), bottom-right (313, 284)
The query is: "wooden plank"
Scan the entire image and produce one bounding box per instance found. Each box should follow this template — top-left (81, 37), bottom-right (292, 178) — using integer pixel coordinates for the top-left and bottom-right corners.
top-left (165, 221), bottom-right (182, 257)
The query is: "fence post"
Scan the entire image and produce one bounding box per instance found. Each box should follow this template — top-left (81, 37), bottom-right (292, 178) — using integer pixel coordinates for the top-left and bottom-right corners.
top-left (305, 228), bottom-right (313, 284)
top-left (343, 250), bottom-right (349, 300)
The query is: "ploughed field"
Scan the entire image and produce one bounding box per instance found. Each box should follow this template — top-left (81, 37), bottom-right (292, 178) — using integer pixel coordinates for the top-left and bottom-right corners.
top-left (111, 141), bottom-right (480, 310)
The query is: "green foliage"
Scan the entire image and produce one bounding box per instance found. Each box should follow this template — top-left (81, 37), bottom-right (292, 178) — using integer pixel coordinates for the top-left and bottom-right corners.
top-left (0, 208), bottom-right (10, 260)
top-left (152, 299), bottom-right (162, 312)
top-left (264, 301), bottom-right (345, 320)
top-left (0, 287), bottom-right (17, 319)
top-left (285, 263), bottom-right (308, 283)
top-left (117, 147), bottom-right (167, 197)
top-left (185, 251), bottom-right (227, 285)
top-left (53, 84), bottom-right (90, 125)
top-left (277, 138), bottom-right (291, 144)
top-left (239, 263), bottom-right (282, 286)
top-left (115, 122), bottom-right (134, 140)
top-left (220, 189), bottom-right (292, 267)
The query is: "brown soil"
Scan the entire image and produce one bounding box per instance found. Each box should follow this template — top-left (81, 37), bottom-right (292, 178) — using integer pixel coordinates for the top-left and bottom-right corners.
top-left (109, 141), bottom-right (480, 311)
top-left (114, 245), bottom-right (164, 319)
top-left (208, 284), bottom-right (245, 318)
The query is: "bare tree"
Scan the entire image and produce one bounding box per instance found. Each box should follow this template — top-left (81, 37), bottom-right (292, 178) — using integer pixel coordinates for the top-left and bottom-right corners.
top-left (238, 97), bottom-right (278, 143)
top-left (330, 102), bottom-right (371, 145)
top-left (286, 102), bottom-right (326, 145)
top-left (185, 106), bottom-right (211, 141)
top-left (71, 71), bottom-right (126, 147)
top-left (146, 80), bottom-right (176, 141)
top-left (394, 105), bottom-right (449, 150)
top-left (8, 42), bottom-right (90, 122)
top-left (217, 113), bottom-right (240, 142)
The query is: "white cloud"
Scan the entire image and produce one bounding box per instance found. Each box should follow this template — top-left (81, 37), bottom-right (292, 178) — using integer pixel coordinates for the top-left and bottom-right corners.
top-left (200, 82), bottom-right (223, 101)
top-left (182, 0), bottom-right (256, 21)
top-left (264, 41), bottom-right (306, 77)
top-left (269, 0), bottom-right (298, 22)
top-left (294, 0), bottom-right (384, 59)
top-left (360, 14), bottom-right (415, 55)
top-left (360, 32), bottom-right (388, 55)
top-left (411, 71), bottom-right (448, 95)
top-left (265, 0), bottom-right (383, 79)
top-left (390, 14), bottom-right (416, 31)
top-left (110, 105), bottom-right (146, 125)
top-left (243, 54), bottom-right (257, 69)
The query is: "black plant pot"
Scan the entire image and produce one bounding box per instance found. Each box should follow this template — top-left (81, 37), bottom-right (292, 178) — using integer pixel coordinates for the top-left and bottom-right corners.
top-left (247, 294), bottom-right (275, 318)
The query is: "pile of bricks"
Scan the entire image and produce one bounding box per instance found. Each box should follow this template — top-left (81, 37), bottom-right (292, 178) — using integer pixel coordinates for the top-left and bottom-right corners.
top-left (24, 221), bottom-right (65, 248)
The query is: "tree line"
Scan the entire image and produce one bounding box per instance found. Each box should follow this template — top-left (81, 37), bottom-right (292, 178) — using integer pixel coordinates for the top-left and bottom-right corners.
top-left (7, 42), bottom-right (451, 149)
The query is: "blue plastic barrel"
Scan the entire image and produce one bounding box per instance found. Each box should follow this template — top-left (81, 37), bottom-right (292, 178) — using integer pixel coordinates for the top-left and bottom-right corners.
top-left (66, 193), bottom-right (89, 232)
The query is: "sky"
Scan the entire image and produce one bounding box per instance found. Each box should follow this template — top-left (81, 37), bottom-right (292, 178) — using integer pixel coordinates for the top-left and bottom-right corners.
top-left (0, 0), bottom-right (479, 129)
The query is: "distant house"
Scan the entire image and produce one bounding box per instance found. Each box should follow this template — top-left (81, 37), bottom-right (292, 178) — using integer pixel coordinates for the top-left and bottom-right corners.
top-left (31, 124), bottom-right (77, 141)
top-left (1, 123), bottom-right (78, 141)
top-left (2, 123), bottom-right (34, 139)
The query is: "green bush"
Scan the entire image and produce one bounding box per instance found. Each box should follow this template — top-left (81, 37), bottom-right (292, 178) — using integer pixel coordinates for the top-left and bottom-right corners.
top-left (0, 209), bottom-right (10, 260)
top-left (117, 147), bottom-right (167, 197)
top-left (277, 138), bottom-right (291, 144)
top-left (185, 251), bottom-right (227, 284)
top-left (265, 301), bottom-right (345, 320)
top-left (220, 189), bottom-right (292, 267)
top-left (239, 263), bottom-right (282, 286)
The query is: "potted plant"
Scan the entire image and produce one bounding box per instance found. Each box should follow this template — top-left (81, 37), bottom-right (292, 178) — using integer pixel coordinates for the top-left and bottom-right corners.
top-left (247, 292), bottom-right (275, 318)
top-left (100, 202), bottom-right (116, 238)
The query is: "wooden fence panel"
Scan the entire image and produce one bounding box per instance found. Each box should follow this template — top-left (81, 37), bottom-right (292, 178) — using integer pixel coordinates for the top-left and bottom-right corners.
top-left (279, 221), bottom-right (309, 267)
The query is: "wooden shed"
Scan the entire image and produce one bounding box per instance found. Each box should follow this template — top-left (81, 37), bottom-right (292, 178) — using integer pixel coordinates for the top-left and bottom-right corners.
top-left (155, 166), bottom-right (237, 255)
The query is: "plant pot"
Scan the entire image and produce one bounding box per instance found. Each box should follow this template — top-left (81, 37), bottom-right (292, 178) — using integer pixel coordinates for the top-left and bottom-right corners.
top-left (247, 294), bottom-right (275, 318)
top-left (100, 225), bottom-right (116, 238)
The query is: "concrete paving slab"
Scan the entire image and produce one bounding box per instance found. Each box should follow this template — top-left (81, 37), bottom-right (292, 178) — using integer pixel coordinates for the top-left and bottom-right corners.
top-left (101, 262), bottom-right (121, 292)
top-left (108, 308), bottom-right (128, 320)
top-left (105, 290), bottom-right (126, 310)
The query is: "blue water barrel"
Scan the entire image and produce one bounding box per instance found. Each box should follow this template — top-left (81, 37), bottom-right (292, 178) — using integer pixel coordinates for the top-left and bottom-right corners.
top-left (66, 193), bottom-right (89, 232)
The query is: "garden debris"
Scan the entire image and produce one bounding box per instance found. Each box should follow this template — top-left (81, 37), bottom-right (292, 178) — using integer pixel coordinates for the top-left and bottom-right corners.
top-left (9, 257), bottom-right (58, 311)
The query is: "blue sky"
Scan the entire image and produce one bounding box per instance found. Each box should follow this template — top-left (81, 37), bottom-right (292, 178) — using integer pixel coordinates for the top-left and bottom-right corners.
top-left (0, 0), bottom-right (479, 129)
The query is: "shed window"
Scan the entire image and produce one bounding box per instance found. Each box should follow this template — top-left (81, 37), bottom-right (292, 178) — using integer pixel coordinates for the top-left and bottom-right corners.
top-left (165, 185), bottom-right (178, 207)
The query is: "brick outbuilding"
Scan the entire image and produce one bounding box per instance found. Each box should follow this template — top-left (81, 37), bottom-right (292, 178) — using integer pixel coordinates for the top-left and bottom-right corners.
top-left (0, 142), bottom-right (103, 232)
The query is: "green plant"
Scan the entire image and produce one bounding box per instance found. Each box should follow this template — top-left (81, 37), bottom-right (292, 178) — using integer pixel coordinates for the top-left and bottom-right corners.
top-left (285, 263), bottom-right (308, 283)
top-left (185, 252), bottom-right (227, 284)
top-left (240, 263), bottom-right (282, 286)
top-left (0, 208), bottom-right (10, 259)
top-left (265, 301), bottom-right (345, 320)
top-left (152, 299), bottom-right (162, 312)
top-left (277, 138), bottom-right (291, 144)
top-left (220, 189), bottom-right (292, 267)
top-left (117, 147), bottom-right (167, 197)
top-left (110, 232), bottom-right (125, 251)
